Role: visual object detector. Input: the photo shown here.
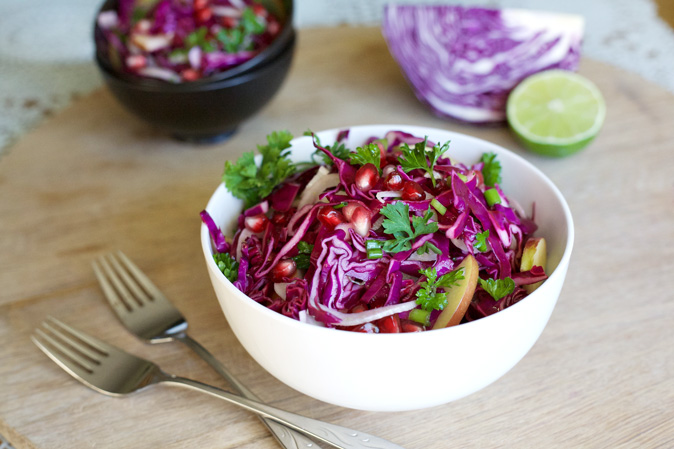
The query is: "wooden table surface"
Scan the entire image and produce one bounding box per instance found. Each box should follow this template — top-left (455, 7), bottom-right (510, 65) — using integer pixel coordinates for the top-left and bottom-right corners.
top-left (1, 27), bottom-right (673, 449)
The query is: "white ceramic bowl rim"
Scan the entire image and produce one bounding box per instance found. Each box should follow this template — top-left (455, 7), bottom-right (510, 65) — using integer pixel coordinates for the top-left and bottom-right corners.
top-left (201, 124), bottom-right (575, 339)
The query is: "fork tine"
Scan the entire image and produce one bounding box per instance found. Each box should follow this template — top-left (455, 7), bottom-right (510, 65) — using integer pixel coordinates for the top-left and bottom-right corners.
top-left (115, 250), bottom-right (164, 299)
top-left (32, 316), bottom-right (111, 377)
top-left (44, 316), bottom-right (110, 358)
top-left (106, 252), bottom-right (152, 305)
top-left (93, 259), bottom-right (132, 314)
top-left (33, 328), bottom-right (97, 376)
top-left (95, 255), bottom-right (141, 309)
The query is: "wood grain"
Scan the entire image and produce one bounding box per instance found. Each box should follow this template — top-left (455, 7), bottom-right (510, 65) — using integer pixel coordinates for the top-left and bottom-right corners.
top-left (1, 27), bottom-right (673, 449)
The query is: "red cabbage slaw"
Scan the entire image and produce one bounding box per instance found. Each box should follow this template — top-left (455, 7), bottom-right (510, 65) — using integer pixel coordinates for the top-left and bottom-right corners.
top-left (96, 0), bottom-right (281, 82)
top-left (203, 129), bottom-right (548, 333)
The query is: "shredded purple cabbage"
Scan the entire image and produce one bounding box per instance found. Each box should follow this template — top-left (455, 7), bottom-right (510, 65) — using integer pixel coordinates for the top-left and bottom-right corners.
top-left (203, 129), bottom-right (549, 332)
top-left (97, 0), bottom-right (283, 82)
top-left (382, 5), bottom-right (584, 123)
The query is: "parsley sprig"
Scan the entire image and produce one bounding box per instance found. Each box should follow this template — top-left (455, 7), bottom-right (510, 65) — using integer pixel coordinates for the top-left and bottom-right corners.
top-left (380, 202), bottom-right (438, 253)
top-left (479, 277), bottom-right (515, 300)
top-left (399, 137), bottom-right (450, 187)
top-left (292, 241), bottom-right (314, 270)
top-left (305, 131), bottom-right (351, 166)
top-left (480, 152), bottom-right (502, 187)
top-left (350, 143), bottom-right (381, 172)
top-left (416, 267), bottom-right (466, 311)
top-left (223, 131), bottom-right (296, 208)
top-left (473, 230), bottom-right (490, 252)
top-left (216, 7), bottom-right (266, 53)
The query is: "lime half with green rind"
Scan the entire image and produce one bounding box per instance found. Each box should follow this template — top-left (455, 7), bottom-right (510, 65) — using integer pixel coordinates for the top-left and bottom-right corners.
top-left (506, 70), bottom-right (606, 157)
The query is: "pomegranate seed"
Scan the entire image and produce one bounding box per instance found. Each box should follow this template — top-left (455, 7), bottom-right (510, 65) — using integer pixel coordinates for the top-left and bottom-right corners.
top-left (270, 209), bottom-right (294, 226)
top-left (252, 4), bottom-right (267, 16)
top-left (244, 214), bottom-right (268, 233)
top-left (355, 163), bottom-right (380, 192)
top-left (317, 206), bottom-right (345, 230)
top-left (195, 7), bottom-right (212, 22)
top-left (221, 16), bottom-right (237, 28)
top-left (268, 18), bottom-right (280, 35)
top-left (401, 319), bottom-right (424, 333)
top-left (342, 203), bottom-right (358, 221)
top-left (193, 0), bottom-right (209, 9)
top-left (181, 68), bottom-right (201, 81)
top-left (350, 206), bottom-right (371, 237)
top-left (377, 315), bottom-right (401, 333)
top-left (385, 171), bottom-right (403, 191)
top-left (401, 180), bottom-right (424, 201)
top-left (272, 259), bottom-right (296, 282)
top-left (125, 54), bottom-right (147, 70)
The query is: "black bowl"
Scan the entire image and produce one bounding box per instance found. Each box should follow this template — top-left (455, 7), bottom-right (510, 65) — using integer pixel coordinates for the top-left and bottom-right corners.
top-left (96, 32), bottom-right (295, 143)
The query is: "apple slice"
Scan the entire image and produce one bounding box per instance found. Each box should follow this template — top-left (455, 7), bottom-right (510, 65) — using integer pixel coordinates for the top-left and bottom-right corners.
top-left (520, 237), bottom-right (547, 293)
top-left (432, 255), bottom-right (479, 329)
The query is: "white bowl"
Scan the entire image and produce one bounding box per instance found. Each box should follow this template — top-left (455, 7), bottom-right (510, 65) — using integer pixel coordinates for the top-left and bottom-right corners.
top-left (201, 124), bottom-right (574, 411)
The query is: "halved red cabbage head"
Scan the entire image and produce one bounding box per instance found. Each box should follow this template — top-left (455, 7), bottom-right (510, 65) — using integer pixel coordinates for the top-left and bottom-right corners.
top-left (382, 5), bottom-right (584, 123)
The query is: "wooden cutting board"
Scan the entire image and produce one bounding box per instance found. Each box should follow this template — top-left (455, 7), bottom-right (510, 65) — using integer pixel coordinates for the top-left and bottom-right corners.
top-left (1, 27), bottom-right (673, 449)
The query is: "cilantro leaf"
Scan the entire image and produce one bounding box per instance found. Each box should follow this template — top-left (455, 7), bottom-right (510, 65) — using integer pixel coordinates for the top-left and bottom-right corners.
top-left (350, 143), bottom-right (381, 172)
top-left (292, 241), bottom-right (314, 270)
top-left (213, 252), bottom-right (239, 282)
top-left (223, 131), bottom-right (296, 208)
top-left (479, 277), bottom-right (515, 301)
top-left (415, 266), bottom-right (466, 311)
top-left (473, 230), bottom-right (490, 252)
top-left (380, 203), bottom-right (438, 253)
top-left (241, 7), bottom-right (266, 35)
top-left (480, 152), bottom-right (502, 187)
top-left (216, 28), bottom-right (244, 53)
top-left (305, 130), bottom-right (351, 166)
top-left (399, 137), bottom-right (450, 187)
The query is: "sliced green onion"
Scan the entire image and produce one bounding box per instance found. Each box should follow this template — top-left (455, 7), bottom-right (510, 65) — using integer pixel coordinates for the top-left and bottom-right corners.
top-left (333, 201), bottom-right (348, 209)
top-left (366, 239), bottom-right (383, 250)
top-left (367, 247), bottom-right (383, 259)
top-left (430, 198), bottom-right (447, 216)
top-left (484, 188), bottom-right (501, 207)
top-left (409, 309), bottom-right (431, 326)
top-left (456, 172), bottom-right (468, 182)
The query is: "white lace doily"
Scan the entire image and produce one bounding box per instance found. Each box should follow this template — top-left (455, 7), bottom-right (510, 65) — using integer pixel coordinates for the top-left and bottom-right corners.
top-left (0, 0), bottom-right (673, 160)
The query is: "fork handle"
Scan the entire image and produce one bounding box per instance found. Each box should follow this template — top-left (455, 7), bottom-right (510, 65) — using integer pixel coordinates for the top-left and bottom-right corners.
top-left (159, 374), bottom-right (406, 449)
top-left (175, 333), bottom-right (319, 449)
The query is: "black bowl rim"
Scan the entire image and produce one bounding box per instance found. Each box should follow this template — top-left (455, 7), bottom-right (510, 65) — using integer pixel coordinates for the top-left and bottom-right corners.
top-left (94, 0), bottom-right (295, 86)
top-left (96, 32), bottom-right (296, 93)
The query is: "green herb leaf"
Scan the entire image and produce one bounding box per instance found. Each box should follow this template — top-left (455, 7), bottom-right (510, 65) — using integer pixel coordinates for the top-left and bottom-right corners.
top-left (479, 277), bottom-right (515, 301)
top-left (216, 28), bottom-right (244, 53)
top-left (416, 241), bottom-right (442, 255)
top-left (473, 230), bottom-right (490, 252)
top-left (241, 7), bottom-right (266, 35)
top-left (480, 152), bottom-right (502, 187)
top-left (350, 143), bottom-right (381, 172)
top-left (306, 131), bottom-right (352, 166)
top-left (380, 203), bottom-right (438, 253)
top-left (223, 130), bottom-right (296, 208)
top-left (415, 266), bottom-right (466, 311)
top-left (292, 241), bottom-right (314, 270)
top-left (213, 252), bottom-right (239, 282)
top-left (399, 137), bottom-right (450, 187)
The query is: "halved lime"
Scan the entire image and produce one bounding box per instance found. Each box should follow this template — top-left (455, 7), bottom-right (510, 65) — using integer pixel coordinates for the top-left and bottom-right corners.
top-left (506, 70), bottom-right (606, 157)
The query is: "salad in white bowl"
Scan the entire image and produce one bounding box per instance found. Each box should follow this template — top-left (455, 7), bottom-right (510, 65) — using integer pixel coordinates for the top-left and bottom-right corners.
top-left (200, 125), bottom-right (573, 411)
top-left (202, 128), bottom-right (548, 332)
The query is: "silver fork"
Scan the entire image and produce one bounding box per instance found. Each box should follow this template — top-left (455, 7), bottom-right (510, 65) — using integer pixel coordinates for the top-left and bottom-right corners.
top-left (32, 317), bottom-right (404, 449)
top-left (91, 251), bottom-right (316, 449)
